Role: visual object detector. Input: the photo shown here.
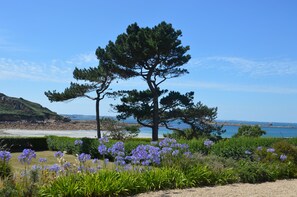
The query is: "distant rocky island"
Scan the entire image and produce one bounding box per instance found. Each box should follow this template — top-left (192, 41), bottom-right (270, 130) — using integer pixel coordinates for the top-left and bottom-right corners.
top-left (0, 93), bottom-right (68, 122)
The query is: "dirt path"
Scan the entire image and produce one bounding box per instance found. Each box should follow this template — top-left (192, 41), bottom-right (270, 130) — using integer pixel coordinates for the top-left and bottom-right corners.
top-left (134, 179), bottom-right (297, 197)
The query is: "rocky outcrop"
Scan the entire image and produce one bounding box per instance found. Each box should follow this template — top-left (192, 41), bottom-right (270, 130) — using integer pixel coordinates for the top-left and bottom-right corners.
top-left (0, 93), bottom-right (69, 122)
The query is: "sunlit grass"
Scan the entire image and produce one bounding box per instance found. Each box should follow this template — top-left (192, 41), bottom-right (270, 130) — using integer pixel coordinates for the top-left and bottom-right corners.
top-left (10, 151), bottom-right (77, 173)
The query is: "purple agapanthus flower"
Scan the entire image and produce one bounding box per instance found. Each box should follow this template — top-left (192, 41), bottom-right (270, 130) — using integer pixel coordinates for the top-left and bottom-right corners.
top-left (108, 141), bottom-right (125, 156)
top-left (39, 158), bottom-right (47, 163)
top-left (257, 146), bottom-right (263, 151)
top-left (183, 151), bottom-right (192, 158)
top-left (74, 139), bottom-right (83, 146)
top-left (98, 144), bottom-right (108, 155)
top-left (267, 148), bottom-right (275, 153)
top-left (104, 158), bottom-right (109, 165)
top-left (49, 164), bottom-right (61, 173)
top-left (54, 151), bottom-right (64, 158)
top-left (99, 136), bottom-right (109, 144)
top-left (63, 162), bottom-right (71, 169)
top-left (159, 138), bottom-right (177, 147)
top-left (204, 139), bottom-right (214, 148)
top-left (280, 154), bottom-right (287, 161)
top-left (92, 158), bottom-right (99, 164)
top-left (78, 153), bottom-right (91, 163)
top-left (172, 150), bottom-right (179, 156)
top-left (0, 151), bottom-right (12, 162)
top-left (18, 149), bottom-right (36, 164)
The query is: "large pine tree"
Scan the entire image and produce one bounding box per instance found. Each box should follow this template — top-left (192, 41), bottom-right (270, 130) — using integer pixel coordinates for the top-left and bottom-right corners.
top-left (97, 21), bottom-right (191, 141)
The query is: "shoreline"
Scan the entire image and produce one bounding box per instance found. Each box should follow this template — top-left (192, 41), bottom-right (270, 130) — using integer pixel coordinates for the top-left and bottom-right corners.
top-left (0, 129), bottom-right (153, 139)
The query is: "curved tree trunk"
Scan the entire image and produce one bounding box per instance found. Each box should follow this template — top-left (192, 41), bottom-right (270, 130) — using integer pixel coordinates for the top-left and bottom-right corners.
top-left (96, 97), bottom-right (101, 139)
top-left (152, 94), bottom-right (159, 141)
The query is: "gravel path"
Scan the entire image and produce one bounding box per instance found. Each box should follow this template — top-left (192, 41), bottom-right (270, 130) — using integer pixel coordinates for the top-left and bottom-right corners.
top-left (134, 179), bottom-right (297, 197)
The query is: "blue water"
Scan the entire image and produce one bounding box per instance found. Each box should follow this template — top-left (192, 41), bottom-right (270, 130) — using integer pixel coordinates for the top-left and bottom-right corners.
top-left (139, 125), bottom-right (297, 138)
top-left (63, 115), bottom-right (297, 138)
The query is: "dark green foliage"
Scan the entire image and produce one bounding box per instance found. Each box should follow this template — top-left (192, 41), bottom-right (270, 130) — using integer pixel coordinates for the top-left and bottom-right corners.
top-left (46, 136), bottom-right (79, 154)
top-left (165, 102), bottom-right (224, 139)
top-left (177, 138), bottom-right (208, 154)
top-left (38, 165), bottom-right (237, 196)
top-left (0, 162), bottom-right (12, 179)
top-left (99, 21), bottom-right (191, 141)
top-left (233, 125), bottom-right (266, 138)
top-left (235, 160), bottom-right (297, 183)
top-left (235, 160), bottom-right (277, 183)
top-left (272, 140), bottom-right (297, 164)
top-left (210, 137), bottom-right (280, 160)
top-left (0, 137), bottom-right (48, 152)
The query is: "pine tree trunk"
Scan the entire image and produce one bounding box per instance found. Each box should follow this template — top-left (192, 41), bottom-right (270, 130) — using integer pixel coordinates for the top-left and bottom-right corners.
top-left (96, 98), bottom-right (101, 139)
top-left (152, 94), bottom-right (159, 141)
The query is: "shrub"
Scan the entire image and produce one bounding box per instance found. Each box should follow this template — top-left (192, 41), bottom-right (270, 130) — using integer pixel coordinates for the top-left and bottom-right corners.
top-left (101, 117), bottom-right (140, 140)
top-left (211, 138), bottom-right (280, 160)
top-left (272, 140), bottom-right (297, 164)
top-left (235, 160), bottom-right (277, 183)
top-left (46, 136), bottom-right (79, 155)
top-left (233, 125), bottom-right (266, 138)
top-left (0, 137), bottom-right (48, 152)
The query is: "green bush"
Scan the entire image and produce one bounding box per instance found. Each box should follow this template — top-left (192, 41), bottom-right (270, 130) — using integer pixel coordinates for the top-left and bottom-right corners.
top-left (211, 138), bottom-right (281, 160)
top-left (46, 136), bottom-right (79, 154)
top-left (235, 160), bottom-right (277, 183)
top-left (178, 138), bottom-right (208, 154)
top-left (233, 125), bottom-right (266, 138)
top-left (0, 137), bottom-right (48, 152)
top-left (235, 160), bottom-right (297, 183)
top-left (272, 140), bottom-right (297, 164)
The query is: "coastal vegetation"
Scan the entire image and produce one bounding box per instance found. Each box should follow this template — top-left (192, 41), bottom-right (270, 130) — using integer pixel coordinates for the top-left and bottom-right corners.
top-left (1, 136), bottom-right (297, 196)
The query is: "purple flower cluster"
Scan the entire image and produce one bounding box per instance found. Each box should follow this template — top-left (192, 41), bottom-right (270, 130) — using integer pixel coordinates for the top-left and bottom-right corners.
top-left (54, 151), bottom-right (64, 158)
top-left (98, 144), bottom-right (108, 155)
top-left (204, 139), bottom-right (214, 148)
top-left (74, 139), bottom-right (83, 146)
top-left (78, 153), bottom-right (91, 163)
top-left (267, 148), bottom-right (275, 153)
top-left (108, 142), bottom-right (125, 166)
top-left (0, 150), bottom-right (12, 162)
top-left (280, 154), bottom-right (287, 161)
top-left (124, 138), bottom-right (191, 167)
top-left (49, 164), bottom-right (61, 173)
top-left (63, 162), bottom-right (71, 169)
top-left (245, 150), bottom-right (252, 155)
top-left (126, 145), bottom-right (161, 166)
top-left (99, 136), bottom-right (109, 144)
top-left (18, 149), bottom-right (36, 164)
top-left (257, 146), bottom-right (263, 151)
top-left (39, 158), bottom-right (47, 163)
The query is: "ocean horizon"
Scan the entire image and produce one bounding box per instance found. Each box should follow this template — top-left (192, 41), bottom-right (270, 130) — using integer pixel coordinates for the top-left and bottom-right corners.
top-left (63, 115), bottom-right (297, 138)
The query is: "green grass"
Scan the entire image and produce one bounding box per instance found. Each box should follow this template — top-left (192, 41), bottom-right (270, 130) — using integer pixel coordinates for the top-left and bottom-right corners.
top-left (10, 151), bottom-right (78, 173)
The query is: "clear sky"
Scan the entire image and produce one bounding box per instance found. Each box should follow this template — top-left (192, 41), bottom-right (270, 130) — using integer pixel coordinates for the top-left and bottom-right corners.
top-left (1, 0), bottom-right (297, 123)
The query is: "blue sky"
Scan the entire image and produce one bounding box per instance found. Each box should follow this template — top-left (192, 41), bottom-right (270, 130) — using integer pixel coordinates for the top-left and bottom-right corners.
top-left (1, 0), bottom-right (297, 123)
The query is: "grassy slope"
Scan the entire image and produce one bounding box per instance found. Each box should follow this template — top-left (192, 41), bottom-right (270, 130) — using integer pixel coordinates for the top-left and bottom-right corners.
top-left (0, 95), bottom-right (61, 120)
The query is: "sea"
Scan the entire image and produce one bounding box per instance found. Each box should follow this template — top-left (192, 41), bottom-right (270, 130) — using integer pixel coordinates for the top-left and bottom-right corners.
top-left (64, 115), bottom-right (297, 138)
